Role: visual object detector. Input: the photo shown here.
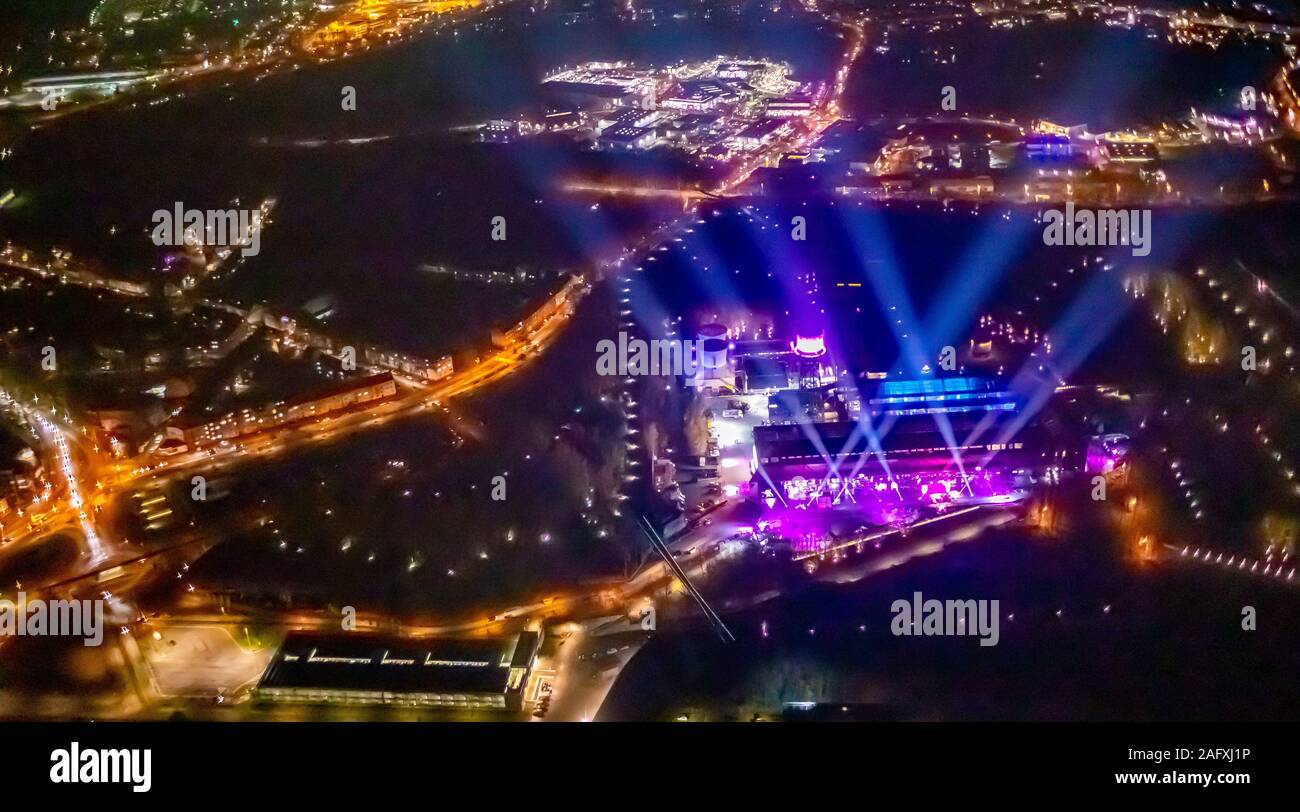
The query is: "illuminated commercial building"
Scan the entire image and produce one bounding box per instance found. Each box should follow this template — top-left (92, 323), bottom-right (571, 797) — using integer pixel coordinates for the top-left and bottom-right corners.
top-left (1032, 120), bottom-right (1087, 138)
top-left (595, 125), bottom-right (659, 150)
top-left (716, 61), bottom-right (765, 79)
top-left (596, 108), bottom-right (662, 132)
top-left (661, 80), bottom-right (736, 112)
top-left (257, 631), bottom-right (542, 711)
top-left (1101, 140), bottom-right (1159, 163)
top-left (730, 118), bottom-right (790, 151)
top-left (479, 120), bottom-right (519, 143)
top-left (1024, 132), bottom-right (1074, 159)
top-left (765, 95), bottom-right (816, 118)
top-left (659, 113), bottom-right (720, 143)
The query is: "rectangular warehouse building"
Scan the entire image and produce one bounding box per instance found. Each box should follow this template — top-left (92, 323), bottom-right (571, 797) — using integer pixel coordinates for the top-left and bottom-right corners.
top-left (257, 631), bottom-right (542, 712)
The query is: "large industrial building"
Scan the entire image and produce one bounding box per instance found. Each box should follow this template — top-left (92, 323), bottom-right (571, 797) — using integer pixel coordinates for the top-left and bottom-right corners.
top-left (257, 631), bottom-right (542, 712)
top-left (689, 323), bottom-right (838, 395)
top-left (751, 376), bottom-right (1055, 512)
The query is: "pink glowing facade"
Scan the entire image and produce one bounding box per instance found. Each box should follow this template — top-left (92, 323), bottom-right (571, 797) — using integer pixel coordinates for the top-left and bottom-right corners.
top-left (749, 388), bottom-right (1049, 554)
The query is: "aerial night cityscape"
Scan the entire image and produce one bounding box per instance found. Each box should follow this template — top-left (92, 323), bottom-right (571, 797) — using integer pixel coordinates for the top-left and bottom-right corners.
top-left (1, 0), bottom-right (1299, 794)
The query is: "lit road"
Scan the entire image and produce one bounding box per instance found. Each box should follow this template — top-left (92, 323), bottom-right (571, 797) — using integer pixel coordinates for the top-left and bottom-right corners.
top-left (31, 412), bottom-right (106, 563)
top-left (0, 386), bottom-right (122, 565)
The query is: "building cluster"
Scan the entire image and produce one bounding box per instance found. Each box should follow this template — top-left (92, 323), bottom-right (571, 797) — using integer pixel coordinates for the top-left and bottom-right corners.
top-left (646, 312), bottom-right (1076, 553)
top-left (973, 0), bottom-right (1300, 45)
top-left (0, 0), bottom-right (325, 111)
top-left (0, 243), bottom-right (150, 298)
top-left (160, 371), bottom-right (399, 452)
top-left (490, 274), bottom-right (585, 349)
top-left (268, 309), bottom-right (455, 385)
top-left (144, 275), bottom-right (580, 456)
top-left (485, 58), bottom-right (820, 162)
top-left (687, 322), bottom-right (841, 399)
top-left (303, 0), bottom-right (483, 54)
top-left (830, 112), bottom-right (1280, 205)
